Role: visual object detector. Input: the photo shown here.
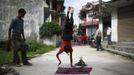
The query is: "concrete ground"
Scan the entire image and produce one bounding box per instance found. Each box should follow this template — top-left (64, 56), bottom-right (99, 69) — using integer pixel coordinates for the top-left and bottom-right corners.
top-left (14, 46), bottom-right (134, 75)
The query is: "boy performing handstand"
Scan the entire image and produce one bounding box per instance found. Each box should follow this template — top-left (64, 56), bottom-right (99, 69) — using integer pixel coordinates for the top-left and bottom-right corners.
top-left (56, 7), bottom-right (74, 67)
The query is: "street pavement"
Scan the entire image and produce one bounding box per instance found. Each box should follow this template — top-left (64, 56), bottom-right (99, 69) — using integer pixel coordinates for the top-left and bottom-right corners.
top-left (14, 45), bottom-right (134, 75)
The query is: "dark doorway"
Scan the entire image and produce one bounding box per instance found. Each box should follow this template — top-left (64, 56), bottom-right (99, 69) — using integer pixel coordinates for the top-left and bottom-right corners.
top-left (102, 16), bottom-right (111, 40)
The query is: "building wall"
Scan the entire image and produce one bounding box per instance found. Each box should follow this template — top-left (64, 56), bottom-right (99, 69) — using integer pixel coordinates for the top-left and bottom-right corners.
top-left (118, 4), bottom-right (134, 42)
top-left (0, 0), bottom-right (48, 41)
top-left (99, 19), bottom-right (103, 40)
top-left (47, 0), bottom-right (64, 26)
top-left (111, 8), bottom-right (118, 42)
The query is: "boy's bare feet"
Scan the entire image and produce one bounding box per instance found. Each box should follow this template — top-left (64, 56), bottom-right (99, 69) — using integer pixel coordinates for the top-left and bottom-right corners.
top-left (68, 6), bottom-right (71, 12)
top-left (68, 6), bottom-right (74, 13)
top-left (70, 7), bottom-right (74, 13)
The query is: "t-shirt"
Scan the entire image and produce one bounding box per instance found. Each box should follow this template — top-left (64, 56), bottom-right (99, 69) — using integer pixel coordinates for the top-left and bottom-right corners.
top-left (94, 29), bottom-right (101, 38)
top-left (9, 17), bottom-right (24, 39)
top-left (107, 27), bottom-right (111, 35)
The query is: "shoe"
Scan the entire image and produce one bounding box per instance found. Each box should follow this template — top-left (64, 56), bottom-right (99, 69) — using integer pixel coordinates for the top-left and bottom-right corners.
top-left (101, 49), bottom-right (104, 51)
top-left (23, 62), bottom-right (32, 66)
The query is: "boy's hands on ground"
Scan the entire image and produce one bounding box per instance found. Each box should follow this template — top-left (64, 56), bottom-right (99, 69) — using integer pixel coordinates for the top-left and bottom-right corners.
top-left (71, 65), bottom-right (75, 68)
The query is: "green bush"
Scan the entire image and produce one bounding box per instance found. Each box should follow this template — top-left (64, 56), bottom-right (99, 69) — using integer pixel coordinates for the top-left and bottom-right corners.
top-left (27, 41), bottom-right (55, 58)
top-left (39, 22), bottom-right (61, 38)
top-left (0, 49), bottom-right (12, 65)
top-left (0, 41), bottom-right (55, 65)
top-left (28, 41), bottom-right (44, 52)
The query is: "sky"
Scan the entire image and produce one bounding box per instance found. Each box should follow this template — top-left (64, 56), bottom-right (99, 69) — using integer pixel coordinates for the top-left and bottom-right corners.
top-left (64, 0), bottom-right (111, 26)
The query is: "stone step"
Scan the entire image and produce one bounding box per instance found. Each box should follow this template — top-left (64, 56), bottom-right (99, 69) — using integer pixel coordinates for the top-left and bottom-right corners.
top-left (102, 41), bottom-right (134, 54)
top-left (109, 45), bottom-right (134, 54)
top-left (117, 42), bottom-right (134, 46)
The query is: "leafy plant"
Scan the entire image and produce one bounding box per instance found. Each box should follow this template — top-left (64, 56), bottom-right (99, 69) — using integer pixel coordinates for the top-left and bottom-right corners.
top-left (0, 41), bottom-right (55, 65)
top-left (0, 49), bottom-right (12, 65)
top-left (27, 40), bottom-right (55, 58)
top-left (39, 22), bottom-right (61, 38)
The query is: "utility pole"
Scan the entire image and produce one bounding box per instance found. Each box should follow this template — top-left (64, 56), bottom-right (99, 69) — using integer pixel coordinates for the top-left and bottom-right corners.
top-left (99, 0), bottom-right (102, 17)
top-left (99, 0), bottom-right (103, 40)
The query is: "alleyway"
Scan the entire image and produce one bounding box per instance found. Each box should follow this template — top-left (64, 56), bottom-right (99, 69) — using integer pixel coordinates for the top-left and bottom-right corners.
top-left (14, 46), bottom-right (134, 75)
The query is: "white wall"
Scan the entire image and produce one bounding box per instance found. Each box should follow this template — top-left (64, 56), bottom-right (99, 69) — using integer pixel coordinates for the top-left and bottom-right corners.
top-left (0, 0), bottom-right (48, 41)
top-left (111, 8), bottom-right (118, 42)
top-left (86, 28), bottom-right (89, 36)
top-left (49, 0), bottom-right (52, 22)
top-left (99, 19), bottom-right (103, 40)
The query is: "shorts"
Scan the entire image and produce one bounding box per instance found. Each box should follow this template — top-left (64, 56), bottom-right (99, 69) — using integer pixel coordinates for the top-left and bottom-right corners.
top-left (59, 40), bottom-right (73, 53)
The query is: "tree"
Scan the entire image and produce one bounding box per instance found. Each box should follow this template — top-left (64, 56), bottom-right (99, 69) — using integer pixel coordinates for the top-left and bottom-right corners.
top-left (79, 9), bottom-right (87, 20)
top-left (39, 22), bottom-right (61, 38)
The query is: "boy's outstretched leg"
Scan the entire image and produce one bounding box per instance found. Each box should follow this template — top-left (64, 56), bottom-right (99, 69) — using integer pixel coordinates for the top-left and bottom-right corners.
top-left (70, 51), bottom-right (73, 67)
top-left (56, 51), bottom-right (62, 66)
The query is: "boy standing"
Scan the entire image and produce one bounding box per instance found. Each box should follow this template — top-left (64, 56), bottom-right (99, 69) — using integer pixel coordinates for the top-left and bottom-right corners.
top-left (8, 8), bottom-right (32, 66)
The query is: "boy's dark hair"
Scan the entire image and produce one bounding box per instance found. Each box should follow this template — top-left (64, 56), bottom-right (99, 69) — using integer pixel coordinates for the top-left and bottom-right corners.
top-left (18, 8), bottom-right (26, 14)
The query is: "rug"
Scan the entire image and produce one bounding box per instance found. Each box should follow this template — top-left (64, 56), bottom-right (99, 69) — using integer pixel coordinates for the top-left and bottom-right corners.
top-left (55, 67), bottom-right (92, 74)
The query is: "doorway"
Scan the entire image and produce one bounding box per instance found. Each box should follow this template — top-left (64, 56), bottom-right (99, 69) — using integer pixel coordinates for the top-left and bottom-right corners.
top-left (102, 16), bottom-right (111, 40)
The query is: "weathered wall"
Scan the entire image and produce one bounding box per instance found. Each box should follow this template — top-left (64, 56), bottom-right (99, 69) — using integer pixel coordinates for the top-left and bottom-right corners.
top-left (0, 0), bottom-right (48, 41)
top-left (111, 8), bottom-right (118, 42)
top-left (118, 4), bottom-right (134, 42)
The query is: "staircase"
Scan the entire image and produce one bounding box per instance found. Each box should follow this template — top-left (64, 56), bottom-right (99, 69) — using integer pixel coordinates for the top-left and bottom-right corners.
top-left (102, 41), bottom-right (134, 59)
